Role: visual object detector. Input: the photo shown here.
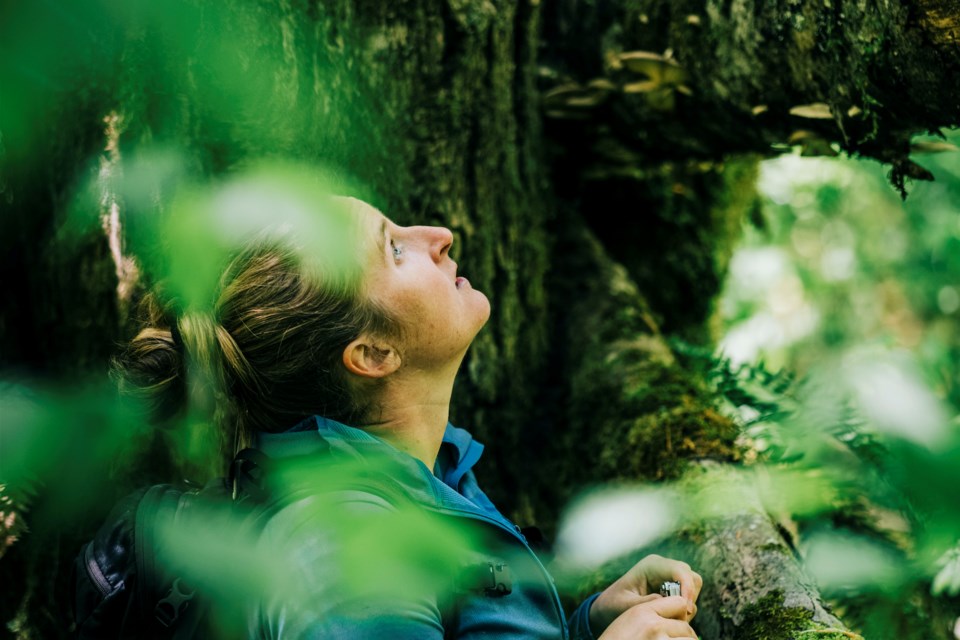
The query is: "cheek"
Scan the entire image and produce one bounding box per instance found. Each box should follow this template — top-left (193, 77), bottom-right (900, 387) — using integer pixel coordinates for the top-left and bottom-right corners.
top-left (379, 272), bottom-right (464, 340)
top-left (389, 287), bottom-right (451, 333)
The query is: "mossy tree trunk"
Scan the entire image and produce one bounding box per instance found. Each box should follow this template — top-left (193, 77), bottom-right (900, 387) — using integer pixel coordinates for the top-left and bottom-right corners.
top-left (2, 0), bottom-right (959, 638)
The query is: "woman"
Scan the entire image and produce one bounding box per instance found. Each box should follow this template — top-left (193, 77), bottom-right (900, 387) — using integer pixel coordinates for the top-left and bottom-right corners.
top-left (114, 193), bottom-right (703, 639)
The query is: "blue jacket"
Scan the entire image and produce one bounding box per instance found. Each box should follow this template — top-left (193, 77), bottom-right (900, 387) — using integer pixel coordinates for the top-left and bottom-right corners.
top-left (249, 415), bottom-right (599, 639)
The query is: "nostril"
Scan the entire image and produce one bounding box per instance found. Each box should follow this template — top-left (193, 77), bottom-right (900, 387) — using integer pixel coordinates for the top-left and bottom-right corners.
top-left (435, 226), bottom-right (453, 260)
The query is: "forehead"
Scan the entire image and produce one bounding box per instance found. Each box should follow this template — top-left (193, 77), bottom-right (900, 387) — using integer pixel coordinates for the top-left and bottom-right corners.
top-left (332, 195), bottom-right (388, 269)
top-left (333, 196), bottom-right (384, 230)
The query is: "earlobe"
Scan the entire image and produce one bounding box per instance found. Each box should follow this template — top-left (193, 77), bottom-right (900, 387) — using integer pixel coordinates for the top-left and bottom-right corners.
top-left (342, 337), bottom-right (401, 379)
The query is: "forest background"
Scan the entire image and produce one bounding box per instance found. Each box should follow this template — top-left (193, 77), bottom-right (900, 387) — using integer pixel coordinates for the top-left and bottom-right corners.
top-left (2, 1), bottom-right (960, 638)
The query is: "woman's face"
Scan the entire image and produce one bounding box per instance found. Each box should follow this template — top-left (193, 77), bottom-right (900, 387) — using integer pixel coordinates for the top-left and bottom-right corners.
top-left (340, 197), bottom-right (491, 368)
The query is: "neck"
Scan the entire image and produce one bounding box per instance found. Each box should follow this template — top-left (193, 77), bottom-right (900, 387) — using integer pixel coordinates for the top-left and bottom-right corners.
top-left (357, 363), bottom-right (460, 468)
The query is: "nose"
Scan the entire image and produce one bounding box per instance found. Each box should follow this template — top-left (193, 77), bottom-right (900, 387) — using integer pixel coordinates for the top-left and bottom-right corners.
top-left (414, 225), bottom-right (453, 262)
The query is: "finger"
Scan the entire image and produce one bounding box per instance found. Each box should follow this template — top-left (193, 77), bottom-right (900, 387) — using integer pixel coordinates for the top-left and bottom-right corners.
top-left (659, 617), bottom-right (697, 638)
top-left (648, 557), bottom-right (696, 595)
top-left (647, 595), bottom-right (689, 620)
top-left (676, 576), bottom-right (694, 603)
top-left (620, 593), bottom-right (662, 608)
top-left (676, 572), bottom-right (702, 617)
top-left (676, 572), bottom-right (696, 598)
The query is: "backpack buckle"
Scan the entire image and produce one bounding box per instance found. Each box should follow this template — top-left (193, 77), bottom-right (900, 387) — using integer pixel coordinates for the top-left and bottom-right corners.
top-left (154, 578), bottom-right (195, 627)
top-left (484, 561), bottom-right (512, 596)
top-left (457, 560), bottom-right (512, 597)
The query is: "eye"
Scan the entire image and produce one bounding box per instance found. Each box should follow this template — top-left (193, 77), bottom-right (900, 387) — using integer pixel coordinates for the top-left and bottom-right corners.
top-left (390, 240), bottom-right (404, 261)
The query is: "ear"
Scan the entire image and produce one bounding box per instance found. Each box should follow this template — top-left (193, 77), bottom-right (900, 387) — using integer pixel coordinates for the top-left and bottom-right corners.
top-left (342, 335), bottom-right (401, 379)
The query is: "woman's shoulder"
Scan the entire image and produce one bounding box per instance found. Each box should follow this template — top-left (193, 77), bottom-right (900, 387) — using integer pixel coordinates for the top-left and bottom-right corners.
top-left (260, 482), bottom-right (400, 543)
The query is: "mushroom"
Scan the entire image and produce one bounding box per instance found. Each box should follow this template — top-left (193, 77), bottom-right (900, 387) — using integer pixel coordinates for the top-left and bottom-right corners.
top-left (623, 80), bottom-right (661, 94)
top-left (617, 51), bottom-right (688, 86)
top-left (587, 78), bottom-right (617, 92)
top-left (615, 50), bottom-right (691, 110)
top-left (910, 141), bottom-right (960, 154)
top-left (789, 103), bottom-right (834, 119)
top-left (543, 80), bottom-right (613, 110)
top-left (543, 82), bottom-right (609, 109)
top-left (543, 82), bottom-right (584, 103)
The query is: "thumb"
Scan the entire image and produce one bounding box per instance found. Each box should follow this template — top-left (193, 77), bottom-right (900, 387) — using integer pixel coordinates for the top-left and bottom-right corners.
top-left (646, 595), bottom-right (689, 621)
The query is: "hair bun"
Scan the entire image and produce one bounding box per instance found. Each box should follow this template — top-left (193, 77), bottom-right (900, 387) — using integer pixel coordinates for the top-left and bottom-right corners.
top-left (112, 326), bottom-right (186, 425)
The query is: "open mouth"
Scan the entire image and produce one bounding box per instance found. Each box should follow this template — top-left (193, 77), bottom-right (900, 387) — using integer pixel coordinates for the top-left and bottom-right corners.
top-left (455, 277), bottom-right (468, 289)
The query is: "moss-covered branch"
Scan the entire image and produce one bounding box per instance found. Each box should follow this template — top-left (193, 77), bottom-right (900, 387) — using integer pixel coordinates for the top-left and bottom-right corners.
top-left (536, 212), bottom-right (853, 637)
top-left (541, 0), bottom-right (960, 194)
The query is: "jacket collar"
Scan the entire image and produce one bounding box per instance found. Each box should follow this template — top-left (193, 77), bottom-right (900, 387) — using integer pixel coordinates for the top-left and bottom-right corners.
top-left (254, 415), bottom-right (485, 503)
top-left (437, 424), bottom-right (485, 492)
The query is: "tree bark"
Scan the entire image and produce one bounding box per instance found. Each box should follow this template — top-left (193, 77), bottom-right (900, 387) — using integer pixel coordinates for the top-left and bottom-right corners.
top-left (540, 0), bottom-right (960, 164)
top-left (681, 464), bottom-right (850, 639)
top-left (2, 0), bottom-right (960, 638)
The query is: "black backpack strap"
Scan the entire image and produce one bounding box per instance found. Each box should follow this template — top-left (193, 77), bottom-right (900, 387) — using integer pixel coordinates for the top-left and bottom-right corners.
top-left (158, 578), bottom-right (200, 638)
top-left (135, 485), bottom-right (168, 629)
top-left (230, 448), bottom-right (273, 502)
top-left (73, 486), bottom-right (150, 638)
top-left (135, 485), bottom-right (203, 636)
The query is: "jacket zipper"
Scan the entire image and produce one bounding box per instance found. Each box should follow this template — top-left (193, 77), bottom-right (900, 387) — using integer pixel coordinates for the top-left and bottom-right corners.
top-left (423, 503), bottom-right (570, 639)
top-left (84, 543), bottom-right (114, 597)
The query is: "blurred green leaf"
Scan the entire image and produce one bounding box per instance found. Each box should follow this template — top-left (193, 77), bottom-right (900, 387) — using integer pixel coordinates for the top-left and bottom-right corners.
top-left (931, 544), bottom-right (960, 597)
top-left (555, 485), bottom-right (679, 570)
top-left (714, 129), bottom-right (960, 631)
top-left (805, 531), bottom-right (904, 593)
top-left (0, 378), bottom-right (154, 522)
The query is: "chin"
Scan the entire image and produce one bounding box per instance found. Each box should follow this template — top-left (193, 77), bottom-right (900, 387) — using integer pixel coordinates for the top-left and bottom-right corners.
top-left (466, 304), bottom-right (492, 343)
top-left (476, 295), bottom-right (492, 326)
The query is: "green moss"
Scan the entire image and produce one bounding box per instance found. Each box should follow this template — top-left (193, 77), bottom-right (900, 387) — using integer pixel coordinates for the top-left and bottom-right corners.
top-left (735, 592), bottom-right (861, 640)
top-left (737, 592), bottom-right (815, 640)
top-left (562, 262), bottom-right (742, 485)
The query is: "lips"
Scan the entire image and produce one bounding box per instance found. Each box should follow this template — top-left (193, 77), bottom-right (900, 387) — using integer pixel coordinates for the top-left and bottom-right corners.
top-left (455, 276), bottom-right (468, 289)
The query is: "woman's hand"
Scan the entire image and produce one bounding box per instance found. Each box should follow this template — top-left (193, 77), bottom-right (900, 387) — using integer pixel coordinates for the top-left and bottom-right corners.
top-left (596, 597), bottom-right (698, 640)
top-left (589, 554), bottom-right (703, 634)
